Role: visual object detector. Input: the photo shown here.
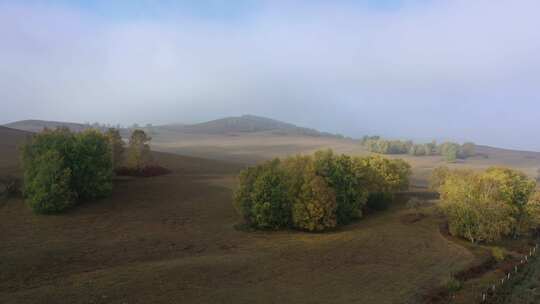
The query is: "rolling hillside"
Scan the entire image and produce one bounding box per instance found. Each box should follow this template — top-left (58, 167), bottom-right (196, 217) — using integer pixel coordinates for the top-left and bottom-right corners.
top-left (156, 115), bottom-right (341, 137)
top-left (4, 120), bottom-right (88, 133)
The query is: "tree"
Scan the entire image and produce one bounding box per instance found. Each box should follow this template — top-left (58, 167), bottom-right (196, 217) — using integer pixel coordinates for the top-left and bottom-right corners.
top-left (126, 129), bottom-right (152, 170)
top-left (23, 150), bottom-right (75, 213)
top-left (440, 142), bottom-right (460, 163)
top-left (482, 167), bottom-right (536, 235)
top-left (21, 128), bottom-right (113, 214)
top-left (313, 150), bottom-right (368, 225)
top-left (437, 167), bottom-right (536, 242)
top-left (292, 169), bottom-right (337, 231)
top-left (106, 128), bottom-right (125, 169)
top-left (72, 130), bottom-right (113, 200)
top-left (460, 142), bottom-right (476, 158)
top-left (526, 192), bottom-right (540, 231)
top-left (249, 159), bottom-right (291, 229)
top-left (429, 166), bottom-right (450, 191)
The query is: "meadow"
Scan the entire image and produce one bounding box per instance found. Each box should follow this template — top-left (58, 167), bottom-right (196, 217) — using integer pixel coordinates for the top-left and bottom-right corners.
top-left (1, 121), bottom-right (539, 304)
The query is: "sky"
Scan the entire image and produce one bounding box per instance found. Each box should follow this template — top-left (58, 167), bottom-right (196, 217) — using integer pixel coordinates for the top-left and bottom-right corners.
top-left (1, 0), bottom-right (539, 151)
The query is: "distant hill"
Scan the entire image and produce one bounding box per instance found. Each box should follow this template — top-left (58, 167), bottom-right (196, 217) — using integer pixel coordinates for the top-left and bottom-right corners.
top-left (4, 119), bottom-right (88, 133)
top-left (158, 115), bottom-right (342, 138)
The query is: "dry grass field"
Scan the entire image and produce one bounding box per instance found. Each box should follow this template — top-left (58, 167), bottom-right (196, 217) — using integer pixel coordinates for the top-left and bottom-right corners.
top-left (1, 123), bottom-right (540, 304)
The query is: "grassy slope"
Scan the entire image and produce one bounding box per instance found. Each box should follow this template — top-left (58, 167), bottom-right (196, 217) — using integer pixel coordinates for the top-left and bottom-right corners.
top-left (0, 179), bottom-right (473, 304)
top-left (2, 127), bottom-right (540, 303)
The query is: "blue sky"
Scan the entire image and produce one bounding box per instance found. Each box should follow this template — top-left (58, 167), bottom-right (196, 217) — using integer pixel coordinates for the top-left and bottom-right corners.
top-left (1, 0), bottom-right (539, 150)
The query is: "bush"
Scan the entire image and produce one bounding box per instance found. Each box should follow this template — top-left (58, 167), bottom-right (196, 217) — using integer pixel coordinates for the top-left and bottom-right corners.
top-left (21, 128), bottom-right (113, 214)
top-left (491, 246), bottom-right (506, 262)
top-left (444, 277), bottom-right (462, 292)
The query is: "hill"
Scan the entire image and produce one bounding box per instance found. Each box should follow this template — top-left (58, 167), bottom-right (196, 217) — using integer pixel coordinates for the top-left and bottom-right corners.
top-left (4, 119), bottom-right (88, 133)
top-left (157, 115), bottom-right (340, 137)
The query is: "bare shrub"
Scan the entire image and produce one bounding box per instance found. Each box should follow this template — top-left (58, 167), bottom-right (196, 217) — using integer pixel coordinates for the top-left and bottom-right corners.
top-left (0, 175), bottom-right (22, 197)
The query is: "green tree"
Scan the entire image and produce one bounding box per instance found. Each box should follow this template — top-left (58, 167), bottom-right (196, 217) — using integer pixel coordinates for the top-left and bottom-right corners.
top-left (127, 129), bottom-right (152, 170)
top-left (250, 159), bottom-right (291, 229)
top-left (313, 150), bottom-right (368, 225)
top-left (21, 128), bottom-right (113, 214)
top-left (23, 150), bottom-right (75, 213)
top-left (72, 130), bottom-right (113, 200)
top-left (440, 142), bottom-right (460, 163)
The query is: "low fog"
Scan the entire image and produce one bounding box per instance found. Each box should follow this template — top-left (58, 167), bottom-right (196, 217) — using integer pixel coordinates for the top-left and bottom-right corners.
top-left (1, 0), bottom-right (539, 150)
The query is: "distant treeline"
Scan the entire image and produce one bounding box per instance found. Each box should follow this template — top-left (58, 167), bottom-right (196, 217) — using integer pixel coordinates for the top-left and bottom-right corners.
top-left (361, 136), bottom-right (476, 162)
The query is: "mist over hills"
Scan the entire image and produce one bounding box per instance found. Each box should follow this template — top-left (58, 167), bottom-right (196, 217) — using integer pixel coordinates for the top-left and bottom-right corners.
top-left (4, 115), bottom-right (343, 138)
top-left (4, 120), bottom-right (88, 133)
top-left (157, 115), bottom-right (341, 137)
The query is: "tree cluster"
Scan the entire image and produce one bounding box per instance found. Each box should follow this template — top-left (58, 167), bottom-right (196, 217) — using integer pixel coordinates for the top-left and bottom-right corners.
top-left (22, 128), bottom-right (113, 213)
top-left (432, 166), bottom-right (539, 243)
top-left (234, 150), bottom-right (411, 232)
top-left (21, 128), bottom-right (156, 214)
top-left (361, 136), bottom-right (476, 163)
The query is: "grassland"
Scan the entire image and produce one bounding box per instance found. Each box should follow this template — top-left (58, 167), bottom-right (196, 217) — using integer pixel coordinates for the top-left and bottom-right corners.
top-left (1, 124), bottom-right (540, 303)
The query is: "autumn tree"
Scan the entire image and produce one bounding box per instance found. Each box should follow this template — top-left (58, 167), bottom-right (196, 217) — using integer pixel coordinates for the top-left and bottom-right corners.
top-left (106, 128), bottom-right (125, 169)
top-left (526, 192), bottom-right (540, 231)
top-left (429, 166), bottom-right (451, 191)
top-left (292, 168), bottom-right (337, 231)
top-left (437, 167), bottom-right (536, 243)
top-left (126, 129), bottom-right (152, 170)
top-left (313, 150), bottom-right (368, 225)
